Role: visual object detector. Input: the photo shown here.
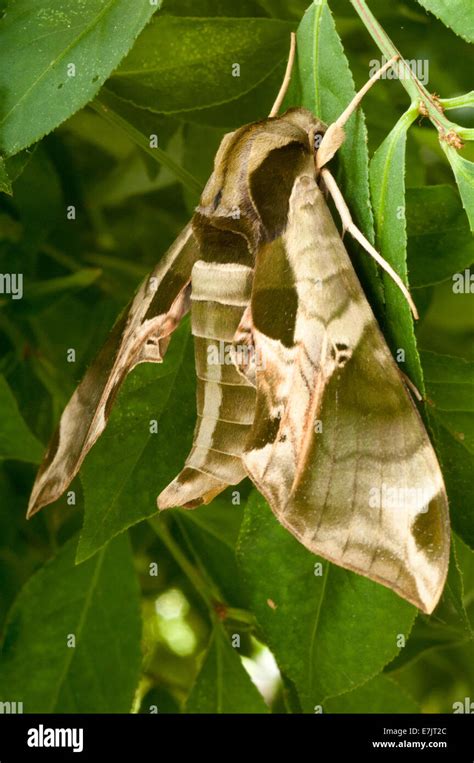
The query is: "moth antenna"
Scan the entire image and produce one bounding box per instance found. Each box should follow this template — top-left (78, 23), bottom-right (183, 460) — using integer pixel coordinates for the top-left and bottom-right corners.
top-left (333, 55), bottom-right (399, 131)
top-left (317, 55), bottom-right (399, 169)
top-left (269, 32), bottom-right (297, 117)
top-left (400, 371), bottom-right (423, 402)
top-left (321, 167), bottom-right (419, 320)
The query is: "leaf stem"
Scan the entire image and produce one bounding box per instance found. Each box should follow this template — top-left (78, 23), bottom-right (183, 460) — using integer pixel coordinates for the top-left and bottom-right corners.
top-left (148, 515), bottom-right (214, 609)
top-left (440, 91), bottom-right (474, 110)
top-left (148, 515), bottom-right (257, 628)
top-left (349, 0), bottom-right (468, 145)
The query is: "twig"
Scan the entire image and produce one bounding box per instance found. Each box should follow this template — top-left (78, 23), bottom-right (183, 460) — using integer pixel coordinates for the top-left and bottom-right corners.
top-left (148, 515), bottom-right (256, 627)
top-left (349, 0), bottom-right (468, 147)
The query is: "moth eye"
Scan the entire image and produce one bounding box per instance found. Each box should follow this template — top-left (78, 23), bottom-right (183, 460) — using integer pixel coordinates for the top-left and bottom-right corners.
top-left (314, 132), bottom-right (324, 150)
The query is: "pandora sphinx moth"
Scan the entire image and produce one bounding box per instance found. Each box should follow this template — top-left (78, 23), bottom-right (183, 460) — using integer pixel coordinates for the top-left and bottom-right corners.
top-left (27, 46), bottom-right (449, 615)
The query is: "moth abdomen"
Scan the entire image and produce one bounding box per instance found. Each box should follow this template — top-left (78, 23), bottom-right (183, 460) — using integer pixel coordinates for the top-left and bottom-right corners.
top-left (158, 260), bottom-right (256, 509)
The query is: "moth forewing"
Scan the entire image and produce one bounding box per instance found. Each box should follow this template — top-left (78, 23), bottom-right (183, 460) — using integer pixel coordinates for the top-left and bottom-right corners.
top-left (243, 172), bottom-right (449, 614)
top-left (158, 109), bottom-right (326, 510)
top-left (27, 222), bottom-right (199, 518)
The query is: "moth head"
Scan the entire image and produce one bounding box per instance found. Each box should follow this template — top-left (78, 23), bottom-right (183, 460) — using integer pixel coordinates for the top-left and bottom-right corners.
top-left (278, 107), bottom-right (327, 168)
top-left (194, 108), bottom-right (328, 250)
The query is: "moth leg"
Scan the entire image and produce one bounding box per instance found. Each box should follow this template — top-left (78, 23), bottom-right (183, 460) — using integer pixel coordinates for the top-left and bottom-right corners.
top-left (320, 166), bottom-right (419, 320)
top-left (400, 370), bottom-right (423, 401)
top-left (269, 32), bottom-right (297, 117)
top-left (317, 55), bottom-right (398, 170)
top-left (232, 305), bottom-right (257, 387)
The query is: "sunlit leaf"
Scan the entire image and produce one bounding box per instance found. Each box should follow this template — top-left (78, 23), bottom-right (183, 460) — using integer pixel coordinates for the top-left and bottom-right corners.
top-left (186, 625), bottom-right (268, 713)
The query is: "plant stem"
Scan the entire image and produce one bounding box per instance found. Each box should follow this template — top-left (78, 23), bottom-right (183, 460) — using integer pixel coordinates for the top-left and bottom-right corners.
top-left (148, 515), bottom-right (214, 608)
top-left (148, 515), bottom-right (257, 628)
top-left (349, 0), bottom-right (465, 142)
top-left (225, 607), bottom-right (257, 628)
top-left (440, 91), bottom-right (474, 110)
top-left (91, 98), bottom-right (202, 196)
top-left (174, 515), bottom-right (226, 603)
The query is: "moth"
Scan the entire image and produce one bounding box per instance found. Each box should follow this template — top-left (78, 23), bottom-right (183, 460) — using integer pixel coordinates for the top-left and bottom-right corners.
top-left (27, 38), bottom-right (449, 614)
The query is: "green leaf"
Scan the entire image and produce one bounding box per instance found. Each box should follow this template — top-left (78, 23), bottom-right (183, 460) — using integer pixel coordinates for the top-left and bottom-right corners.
top-left (441, 91), bottom-right (474, 111)
top-left (454, 534), bottom-right (474, 630)
top-left (288, 0), bottom-right (384, 311)
top-left (387, 543), bottom-right (473, 672)
top-left (1, 149), bottom-right (36, 191)
top-left (160, 0), bottom-right (269, 16)
top-left (0, 157), bottom-right (11, 195)
top-left (0, 534), bottom-right (141, 712)
top-left (324, 675), bottom-right (419, 713)
top-left (64, 95), bottom-right (183, 203)
top-left (0, 0), bottom-right (157, 156)
top-left (139, 686), bottom-right (181, 714)
top-left (26, 294), bottom-right (121, 421)
top-left (171, 62), bottom-right (288, 128)
top-left (257, 0), bottom-right (310, 19)
top-left (421, 350), bottom-right (474, 549)
top-left (11, 146), bottom-right (63, 251)
top-left (182, 122), bottom-right (226, 211)
top-left (407, 186), bottom-right (474, 288)
top-left (186, 626), bottom-right (268, 713)
top-left (237, 492), bottom-right (416, 710)
top-left (93, 90), bottom-right (201, 195)
top-left (442, 145), bottom-right (474, 232)
top-left (438, 543), bottom-right (473, 638)
top-left (0, 375), bottom-right (42, 462)
top-left (109, 16), bottom-right (294, 114)
top-left (370, 107), bottom-right (423, 390)
top-left (77, 321), bottom-right (196, 563)
top-left (19, 269), bottom-right (103, 311)
top-left (415, 0), bottom-right (474, 44)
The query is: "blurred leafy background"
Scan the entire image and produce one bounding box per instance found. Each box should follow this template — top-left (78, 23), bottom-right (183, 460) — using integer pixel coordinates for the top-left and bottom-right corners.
top-left (0, 0), bottom-right (473, 714)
